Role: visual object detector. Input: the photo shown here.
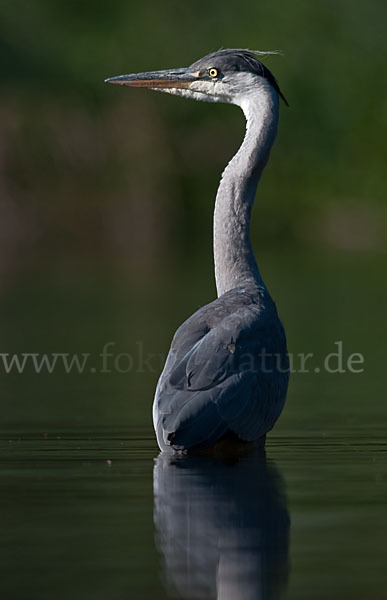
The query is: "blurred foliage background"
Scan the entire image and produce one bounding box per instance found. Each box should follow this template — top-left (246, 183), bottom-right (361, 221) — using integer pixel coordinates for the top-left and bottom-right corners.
top-left (2, 6), bottom-right (387, 597)
top-left (0, 0), bottom-right (386, 433)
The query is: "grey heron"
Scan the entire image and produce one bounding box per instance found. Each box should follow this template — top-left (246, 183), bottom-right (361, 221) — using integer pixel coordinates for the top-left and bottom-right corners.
top-left (106, 49), bottom-right (289, 452)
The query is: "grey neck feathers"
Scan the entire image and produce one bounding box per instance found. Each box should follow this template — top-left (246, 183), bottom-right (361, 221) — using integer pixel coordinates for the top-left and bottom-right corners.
top-left (214, 86), bottom-right (279, 297)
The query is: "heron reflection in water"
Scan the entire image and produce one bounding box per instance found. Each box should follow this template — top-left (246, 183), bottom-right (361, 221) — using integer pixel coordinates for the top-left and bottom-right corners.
top-left (154, 452), bottom-right (289, 599)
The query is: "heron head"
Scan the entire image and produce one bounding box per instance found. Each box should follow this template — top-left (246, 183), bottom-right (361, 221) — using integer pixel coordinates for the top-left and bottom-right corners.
top-left (105, 49), bottom-right (288, 108)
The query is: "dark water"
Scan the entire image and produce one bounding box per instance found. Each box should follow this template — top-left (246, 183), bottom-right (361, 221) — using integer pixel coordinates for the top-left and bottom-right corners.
top-left (1, 429), bottom-right (386, 599)
top-left (1, 252), bottom-right (386, 598)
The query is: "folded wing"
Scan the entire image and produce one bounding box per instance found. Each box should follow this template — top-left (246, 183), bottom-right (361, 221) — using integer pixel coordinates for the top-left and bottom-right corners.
top-left (154, 286), bottom-right (288, 451)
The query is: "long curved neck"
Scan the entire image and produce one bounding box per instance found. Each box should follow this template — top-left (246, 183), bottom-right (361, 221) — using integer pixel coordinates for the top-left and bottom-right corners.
top-left (214, 88), bottom-right (279, 297)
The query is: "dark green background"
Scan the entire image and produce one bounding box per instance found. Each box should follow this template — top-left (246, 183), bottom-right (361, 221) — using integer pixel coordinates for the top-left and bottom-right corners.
top-left (1, 0), bottom-right (386, 430)
top-left (1, 2), bottom-right (386, 599)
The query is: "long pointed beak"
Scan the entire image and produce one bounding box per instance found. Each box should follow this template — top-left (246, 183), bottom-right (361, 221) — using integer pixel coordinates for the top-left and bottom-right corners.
top-left (105, 68), bottom-right (198, 89)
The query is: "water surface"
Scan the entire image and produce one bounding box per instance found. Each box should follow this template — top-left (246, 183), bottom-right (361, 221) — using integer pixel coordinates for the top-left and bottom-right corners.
top-left (1, 428), bottom-right (386, 599)
top-left (1, 253), bottom-right (386, 598)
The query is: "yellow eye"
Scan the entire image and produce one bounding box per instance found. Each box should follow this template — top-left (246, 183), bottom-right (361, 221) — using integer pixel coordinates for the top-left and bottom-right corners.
top-left (208, 67), bottom-right (218, 78)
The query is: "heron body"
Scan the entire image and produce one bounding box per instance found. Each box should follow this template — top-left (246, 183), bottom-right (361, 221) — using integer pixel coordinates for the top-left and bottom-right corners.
top-left (106, 49), bottom-right (289, 452)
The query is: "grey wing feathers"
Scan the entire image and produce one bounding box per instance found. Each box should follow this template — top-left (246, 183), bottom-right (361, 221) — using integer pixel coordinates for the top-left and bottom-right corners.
top-left (154, 286), bottom-right (288, 451)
